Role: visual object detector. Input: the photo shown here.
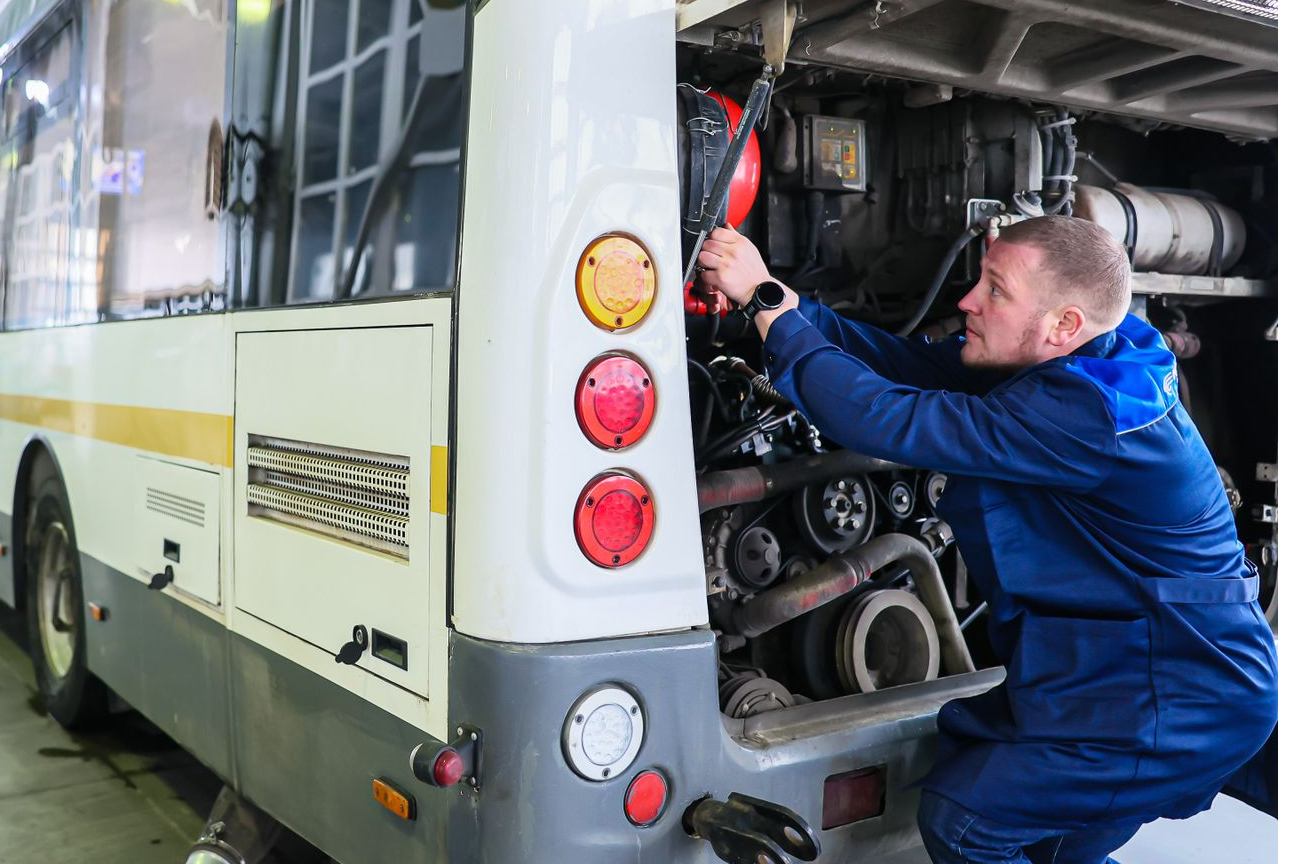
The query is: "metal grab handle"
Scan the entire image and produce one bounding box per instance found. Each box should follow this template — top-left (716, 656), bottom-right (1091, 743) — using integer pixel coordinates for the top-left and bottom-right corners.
top-left (684, 793), bottom-right (820, 864)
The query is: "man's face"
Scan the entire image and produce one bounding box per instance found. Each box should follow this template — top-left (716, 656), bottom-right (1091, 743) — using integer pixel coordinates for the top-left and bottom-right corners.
top-left (956, 241), bottom-right (1057, 371)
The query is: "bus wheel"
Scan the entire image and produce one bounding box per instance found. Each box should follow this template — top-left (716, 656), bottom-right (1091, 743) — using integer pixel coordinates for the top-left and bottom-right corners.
top-left (24, 471), bottom-right (107, 729)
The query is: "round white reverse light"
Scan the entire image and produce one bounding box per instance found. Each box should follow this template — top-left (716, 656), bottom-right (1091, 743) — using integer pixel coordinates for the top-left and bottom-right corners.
top-left (563, 685), bottom-right (645, 781)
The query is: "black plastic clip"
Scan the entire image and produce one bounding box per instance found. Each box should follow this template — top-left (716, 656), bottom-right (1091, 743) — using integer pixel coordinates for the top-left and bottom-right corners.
top-left (148, 565), bottom-right (174, 591)
top-left (335, 625), bottom-right (367, 665)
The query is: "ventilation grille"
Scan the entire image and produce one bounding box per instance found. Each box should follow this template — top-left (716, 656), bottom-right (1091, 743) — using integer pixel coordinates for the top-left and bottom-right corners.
top-left (146, 488), bottom-right (206, 528)
top-left (247, 436), bottom-right (410, 559)
top-left (1171, 0), bottom-right (1277, 21)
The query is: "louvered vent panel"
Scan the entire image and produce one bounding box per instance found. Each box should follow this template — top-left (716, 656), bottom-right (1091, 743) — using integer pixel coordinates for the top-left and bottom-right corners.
top-left (146, 488), bottom-right (206, 528)
top-left (247, 437), bottom-right (410, 559)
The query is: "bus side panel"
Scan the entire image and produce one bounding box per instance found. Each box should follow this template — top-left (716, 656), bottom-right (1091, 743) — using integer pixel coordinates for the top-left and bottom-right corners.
top-left (77, 551), bottom-right (450, 864)
top-left (228, 630), bottom-right (449, 863)
top-left (80, 554), bottom-right (233, 779)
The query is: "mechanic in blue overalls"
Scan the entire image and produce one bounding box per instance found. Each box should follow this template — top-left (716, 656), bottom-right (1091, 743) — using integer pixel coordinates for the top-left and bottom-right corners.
top-left (697, 215), bottom-right (1277, 864)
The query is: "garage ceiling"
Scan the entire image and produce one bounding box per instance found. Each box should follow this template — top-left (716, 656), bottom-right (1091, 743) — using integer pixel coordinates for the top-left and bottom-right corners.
top-left (678, 0), bottom-right (1278, 139)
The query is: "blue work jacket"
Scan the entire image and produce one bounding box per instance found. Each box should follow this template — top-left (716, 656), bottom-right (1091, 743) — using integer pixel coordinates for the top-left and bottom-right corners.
top-left (762, 298), bottom-right (1277, 829)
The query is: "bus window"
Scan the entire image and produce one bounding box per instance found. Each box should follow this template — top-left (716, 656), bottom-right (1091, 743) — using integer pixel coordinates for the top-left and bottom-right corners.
top-left (94, 0), bottom-right (229, 320)
top-left (289, 0), bottom-right (464, 303)
top-left (0, 21), bottom-right (80, 330)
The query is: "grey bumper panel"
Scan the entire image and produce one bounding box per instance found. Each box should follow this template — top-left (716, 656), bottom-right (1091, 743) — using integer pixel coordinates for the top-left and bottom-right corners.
top-left (447, 629), bottom-right (1001, 863)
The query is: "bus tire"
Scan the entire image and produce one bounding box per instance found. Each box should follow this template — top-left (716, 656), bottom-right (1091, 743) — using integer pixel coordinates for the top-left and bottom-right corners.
top-left (23, 467), bottom-right (108, 729)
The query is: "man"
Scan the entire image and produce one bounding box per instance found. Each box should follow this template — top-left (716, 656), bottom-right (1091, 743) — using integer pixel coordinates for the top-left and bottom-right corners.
top-left (696, 216), bottom-right (1277, 864)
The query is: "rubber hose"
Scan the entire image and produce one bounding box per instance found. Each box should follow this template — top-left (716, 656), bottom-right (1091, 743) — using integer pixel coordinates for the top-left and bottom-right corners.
top-left (894, 225), bottom-right (983, 337)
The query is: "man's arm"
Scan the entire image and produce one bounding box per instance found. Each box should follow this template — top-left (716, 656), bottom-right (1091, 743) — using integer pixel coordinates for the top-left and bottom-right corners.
top-left (794, 296), bottom-right (1002, 394)
top-left (763, 311), bottom-right (1118, 490)
top-left (697, 226), bottom-right (999, 394)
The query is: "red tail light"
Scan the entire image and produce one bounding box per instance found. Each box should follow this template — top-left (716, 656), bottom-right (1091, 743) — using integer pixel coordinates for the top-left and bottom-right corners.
top-left (433, 750), bottom-right (464, 787)
top-left (822, 765), bottom-right (886, 829)
top-left (577, 354), bottom-right (655, 450)
top-left (575, 473), bottom-right (654, 567)
top-left (624, 770), bottom-right (669, 827)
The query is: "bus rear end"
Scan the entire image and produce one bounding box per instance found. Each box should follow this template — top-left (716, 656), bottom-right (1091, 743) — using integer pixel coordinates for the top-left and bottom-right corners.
top-left (441, 0), bottom-right (1276, 860)
top-left (440, 2), bottom-right (1002, 860)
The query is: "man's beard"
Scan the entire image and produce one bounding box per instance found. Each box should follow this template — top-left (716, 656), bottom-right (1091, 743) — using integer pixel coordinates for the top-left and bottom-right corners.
top-left (962, 348), bottom-right (1030, 372)
top-left (960, 321), bottom-right (1042, 372)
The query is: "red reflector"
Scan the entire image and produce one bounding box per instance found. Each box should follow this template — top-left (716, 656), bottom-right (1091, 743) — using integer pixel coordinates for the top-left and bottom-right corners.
top-left (575, 473), bottom-right (655, 568)
top-left (624, 770), bottom-right (668, 826)
top-left (822, 766), bottom-right (886, 830)
top-left (576, 354), bottom-right (655, 450)
top-left (432, 749), bottom-right (464, 787)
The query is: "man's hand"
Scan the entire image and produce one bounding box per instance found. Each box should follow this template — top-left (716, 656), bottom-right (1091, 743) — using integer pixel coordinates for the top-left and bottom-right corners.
top-left (697, 225), bottom-right (798, 338)
top-left (697, 225), bottom-right (772, 307)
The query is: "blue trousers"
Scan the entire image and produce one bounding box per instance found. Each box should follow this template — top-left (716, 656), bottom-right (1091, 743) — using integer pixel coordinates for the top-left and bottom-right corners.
top-left (917, 791), bottom-right (1142, 864)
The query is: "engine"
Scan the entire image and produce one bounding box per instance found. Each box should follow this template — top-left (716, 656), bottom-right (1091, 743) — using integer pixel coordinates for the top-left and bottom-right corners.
top-left (676, 57), bottom-right (1278, 718)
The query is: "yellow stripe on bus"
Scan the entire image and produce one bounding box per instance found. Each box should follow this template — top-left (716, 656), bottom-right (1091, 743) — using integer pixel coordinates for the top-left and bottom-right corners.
top-left (0, 393), bottom-right (234, 467)
top-left (431, 444), bottom-right (449, 514)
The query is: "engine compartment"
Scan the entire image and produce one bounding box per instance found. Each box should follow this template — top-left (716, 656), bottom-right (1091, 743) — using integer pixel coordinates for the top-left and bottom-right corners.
top-left (675, 34), bottom-right (1278, 720)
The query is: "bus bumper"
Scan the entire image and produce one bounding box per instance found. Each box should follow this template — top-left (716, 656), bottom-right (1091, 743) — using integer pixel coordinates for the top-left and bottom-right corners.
top-left (445, 629), bottom-right (1003, 863)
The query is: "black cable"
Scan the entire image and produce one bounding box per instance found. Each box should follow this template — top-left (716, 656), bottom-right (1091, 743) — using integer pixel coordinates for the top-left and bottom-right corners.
top-left (894, 225), bottom-right (984, 336)
top-left (705, 308), bottom-right (721, 347)
top-left (699, 406), bottom-right (777, 461)
top-left (698, 406), bottom-right (791, 464)
top-left (715, 371), bottom-right (756, 421)
top-left (688, 359), bottom-right (731, 425)
top-left (1044, 120), bottom-right (1076, 215)
top-left (790, 191), bottom-right (826, 284)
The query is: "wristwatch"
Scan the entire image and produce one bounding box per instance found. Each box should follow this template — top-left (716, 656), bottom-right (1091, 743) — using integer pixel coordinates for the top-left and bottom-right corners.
top-left (741, 280), bottom-right (786, 321)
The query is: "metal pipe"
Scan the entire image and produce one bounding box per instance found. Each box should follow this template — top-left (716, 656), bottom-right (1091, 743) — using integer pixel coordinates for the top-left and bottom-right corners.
top-left (697, 449), bottom-right (904, 513)
top-left (732, 533), bottom-right (977, 676)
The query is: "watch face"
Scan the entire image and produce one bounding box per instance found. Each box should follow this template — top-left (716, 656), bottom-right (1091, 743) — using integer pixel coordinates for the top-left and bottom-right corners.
top-left (756, 281), bottom-right (785, 309)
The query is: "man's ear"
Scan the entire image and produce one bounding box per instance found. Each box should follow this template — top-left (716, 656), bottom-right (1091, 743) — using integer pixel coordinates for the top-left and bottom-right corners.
top-left (1048, 305), bottom-right (1087, 347)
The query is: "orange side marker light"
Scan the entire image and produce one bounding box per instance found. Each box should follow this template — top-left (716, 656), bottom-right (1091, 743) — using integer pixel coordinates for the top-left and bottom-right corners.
top-left (373, 777), bottom-right (416, 821)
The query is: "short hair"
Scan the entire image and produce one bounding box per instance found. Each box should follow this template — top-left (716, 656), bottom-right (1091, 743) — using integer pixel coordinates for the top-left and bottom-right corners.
top-left (996, 215), bottom-right (1131, 331)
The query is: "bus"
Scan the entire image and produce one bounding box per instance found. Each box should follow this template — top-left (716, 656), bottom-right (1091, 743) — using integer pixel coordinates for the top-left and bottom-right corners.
top-left (0, 0), bottom-right (1276, 861)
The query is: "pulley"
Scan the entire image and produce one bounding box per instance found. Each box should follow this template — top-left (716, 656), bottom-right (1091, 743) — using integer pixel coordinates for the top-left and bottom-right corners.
top-left (836, 590), bottom-right (939, 693)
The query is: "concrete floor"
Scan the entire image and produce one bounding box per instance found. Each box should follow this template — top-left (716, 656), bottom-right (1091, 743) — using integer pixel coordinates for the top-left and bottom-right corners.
top-left (0, 603), bottom-right (1277, 863)
top-left (0, 606), bottom-right (328, 864)
top-left (0, 607), bottom-right (211, 862)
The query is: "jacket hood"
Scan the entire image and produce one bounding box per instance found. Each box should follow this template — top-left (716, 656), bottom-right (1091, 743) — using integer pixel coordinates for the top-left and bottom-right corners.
top-left (1065, 313), bottom-right (1179, 435)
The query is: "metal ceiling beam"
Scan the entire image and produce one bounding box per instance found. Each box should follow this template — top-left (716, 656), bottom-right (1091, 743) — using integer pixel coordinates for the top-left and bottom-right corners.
top-left (1048, 43), bottom-right (1185, 92)
top-left (966, 0), bottom-right (1276, 70)
top-left (1112, 58), bottom-right (1252, 103)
